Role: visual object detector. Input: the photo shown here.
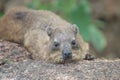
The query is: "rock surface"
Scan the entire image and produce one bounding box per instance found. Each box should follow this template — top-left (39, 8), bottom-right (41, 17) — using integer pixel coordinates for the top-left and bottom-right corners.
top-left (0, 59), bottom-right (120, 80)
top-left (0, 41), bottom-right (120, 80)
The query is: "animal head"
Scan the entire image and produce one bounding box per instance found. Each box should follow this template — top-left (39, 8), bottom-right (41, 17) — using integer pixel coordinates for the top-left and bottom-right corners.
top-left (46, 24), bottom-right (84, 63)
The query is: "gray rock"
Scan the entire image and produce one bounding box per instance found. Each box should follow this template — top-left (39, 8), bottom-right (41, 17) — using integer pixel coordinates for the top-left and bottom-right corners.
top-left (0, 59), bottom-right (120, 80)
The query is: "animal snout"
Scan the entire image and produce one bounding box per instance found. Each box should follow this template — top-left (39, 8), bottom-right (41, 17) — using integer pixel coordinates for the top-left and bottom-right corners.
top-left (62, 49), bottom-right (72, 60)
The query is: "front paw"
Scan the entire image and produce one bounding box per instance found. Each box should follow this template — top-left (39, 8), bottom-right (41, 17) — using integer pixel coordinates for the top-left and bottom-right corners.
top-left (84, 54), bottom-right (95, 61)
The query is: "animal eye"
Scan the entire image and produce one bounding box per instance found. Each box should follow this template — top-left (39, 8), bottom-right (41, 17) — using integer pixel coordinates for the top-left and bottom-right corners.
top-left (71, 39), bottom-right (79, 49)
top-left (54, 42), bottom-right (60, 48)
top-left (71, 40), bottom-right (76, 46)
top-left (52, 41), bottom-right (60, 51)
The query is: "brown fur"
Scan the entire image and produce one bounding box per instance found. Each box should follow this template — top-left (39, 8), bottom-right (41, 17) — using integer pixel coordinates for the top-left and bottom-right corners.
top-left (0, 7), bottom-right (89, 63)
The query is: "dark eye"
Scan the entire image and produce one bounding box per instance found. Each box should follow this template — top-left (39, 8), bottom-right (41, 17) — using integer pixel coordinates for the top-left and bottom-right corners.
top-left (54, 42), bottom-right (60, 48)
top-left (71, 40), bottom-right (76, 46)
top-left (52, 41), bottom-right (60, 51)
top-left (71, 40), bottom-right (80, 49)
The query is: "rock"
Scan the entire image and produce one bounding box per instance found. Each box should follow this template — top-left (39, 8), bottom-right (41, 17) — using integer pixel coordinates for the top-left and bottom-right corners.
top-left (0, 59), bottom-right (120, 80)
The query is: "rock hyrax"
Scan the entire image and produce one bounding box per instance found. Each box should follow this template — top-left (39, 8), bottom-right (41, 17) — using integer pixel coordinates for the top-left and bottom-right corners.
top-left (0, 7), bottom-right (90, 63)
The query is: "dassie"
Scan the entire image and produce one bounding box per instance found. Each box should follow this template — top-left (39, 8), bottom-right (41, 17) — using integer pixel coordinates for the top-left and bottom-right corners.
top-left (0, 7), bottom-right (90, 63)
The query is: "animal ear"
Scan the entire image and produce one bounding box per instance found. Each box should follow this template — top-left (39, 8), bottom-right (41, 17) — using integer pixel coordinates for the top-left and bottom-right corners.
top-left (46, 26), bottom-right (54, 37)
top-left (71, 24), bottom-right (79, 34)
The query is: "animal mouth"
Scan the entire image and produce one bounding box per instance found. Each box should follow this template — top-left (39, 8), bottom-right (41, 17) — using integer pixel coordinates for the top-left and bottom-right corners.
top-left (57, 57), bottom-right (73, 64)
top-left (63, 59), bottom-right (73, 63)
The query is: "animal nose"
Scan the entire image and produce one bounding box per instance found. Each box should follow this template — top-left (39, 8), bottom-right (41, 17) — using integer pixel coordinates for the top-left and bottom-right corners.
top-left (62, 50), bottom-right (72, 60)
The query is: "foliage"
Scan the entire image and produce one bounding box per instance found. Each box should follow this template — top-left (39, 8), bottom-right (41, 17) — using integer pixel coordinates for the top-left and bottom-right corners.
top-left (27, 0), bottom-right (53, 10)
top-left (0, 12), bottom-right (4, 18)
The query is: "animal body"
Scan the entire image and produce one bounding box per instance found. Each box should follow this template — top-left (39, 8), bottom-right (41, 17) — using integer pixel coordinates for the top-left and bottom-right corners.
top-left (0, 7), bottom-right (90, 63)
